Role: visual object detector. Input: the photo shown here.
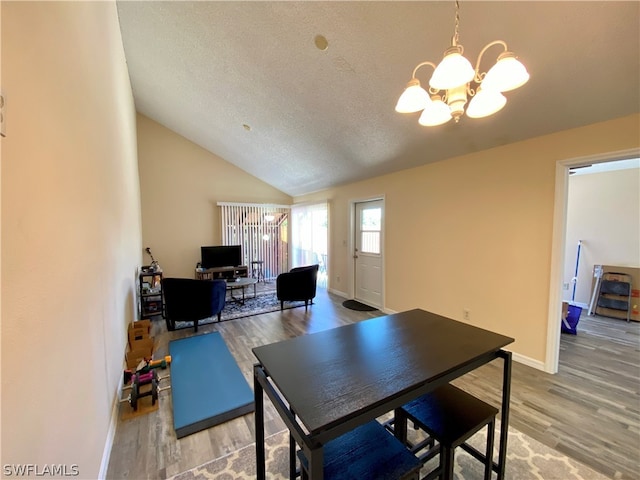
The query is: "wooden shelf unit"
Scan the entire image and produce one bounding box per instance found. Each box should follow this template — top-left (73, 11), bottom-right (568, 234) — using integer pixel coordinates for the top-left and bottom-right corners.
top-left (139, 268), bottom-right (163, 319)
top-left (195, 265), bottom-right (248, 281)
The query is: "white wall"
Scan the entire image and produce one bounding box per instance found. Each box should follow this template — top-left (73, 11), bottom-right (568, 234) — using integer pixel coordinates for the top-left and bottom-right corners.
top-left (1, 2), bottom-right (140, 477)
top-left (564, 165), bottom-right (640, 306)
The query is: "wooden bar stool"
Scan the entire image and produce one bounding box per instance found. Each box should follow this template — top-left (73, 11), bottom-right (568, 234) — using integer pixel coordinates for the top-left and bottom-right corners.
top-left (297, 420), bottom-right (422, 480)
top-left (394, 384), bottom-right (498, 480)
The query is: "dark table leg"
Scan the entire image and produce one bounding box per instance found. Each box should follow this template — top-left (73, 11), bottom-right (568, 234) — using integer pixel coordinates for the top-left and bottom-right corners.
top-left (308, 447), bottom-right (323, 479)
top-left (393, 407), bottom-right (408, 444)
top-left (289, 406), bottom-right (297, 480)
top-left (442, 445), bottom-right (455, 480)
top-left (254, 365), bottom-right (266, 480)
top-left (497, 350), bottom-right (512, 480)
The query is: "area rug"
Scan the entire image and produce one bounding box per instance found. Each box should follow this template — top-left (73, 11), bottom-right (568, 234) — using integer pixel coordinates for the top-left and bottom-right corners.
top-left (173, 292), bottom-right (308, 330)
top-left (169, 421), bottom-right (609, 480)
top-left (342, 299), bottom-right (378, 311)
top-left (169, 332), bottom-right (254, 438)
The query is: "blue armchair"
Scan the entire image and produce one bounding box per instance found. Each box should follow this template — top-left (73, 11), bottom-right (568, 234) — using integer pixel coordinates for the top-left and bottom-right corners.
top-left (276, 264), bottom-right (319, 311)
top-left (162, 278), bottom-right (226, 332)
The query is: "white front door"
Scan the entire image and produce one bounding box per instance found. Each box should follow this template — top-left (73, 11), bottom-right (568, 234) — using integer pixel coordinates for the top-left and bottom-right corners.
top-left (354, 200), bottom-right (383, 308)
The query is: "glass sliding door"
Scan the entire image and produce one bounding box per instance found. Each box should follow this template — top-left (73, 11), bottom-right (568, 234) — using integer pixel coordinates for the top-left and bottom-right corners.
top-left (291, 202), bottom-right (328, 288)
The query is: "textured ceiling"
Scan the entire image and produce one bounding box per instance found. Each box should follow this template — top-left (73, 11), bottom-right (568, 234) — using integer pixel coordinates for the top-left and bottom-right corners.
top-left (117, 1), bottom-right (640, 196)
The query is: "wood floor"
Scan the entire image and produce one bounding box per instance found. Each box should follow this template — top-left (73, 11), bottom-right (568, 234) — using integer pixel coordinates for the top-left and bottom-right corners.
top-left (106, 290), bottom-right (640, 480)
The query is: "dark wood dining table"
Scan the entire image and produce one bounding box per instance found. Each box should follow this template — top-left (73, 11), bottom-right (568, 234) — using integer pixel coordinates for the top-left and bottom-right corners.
top-left (253, 308), bottom-right (514, 480)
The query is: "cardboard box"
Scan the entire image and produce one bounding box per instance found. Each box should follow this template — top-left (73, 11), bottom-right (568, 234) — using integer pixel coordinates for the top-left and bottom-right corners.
top-left (129, 319), bottom-right (151, 333)
top-left (128, 320), bottom-right (151, 347)
top-left (126, 337), bottom-right (155, 369)
top-left (137, 319), bottom-right (152, 330)
top-left (591, 265), bottom-right (639, 322)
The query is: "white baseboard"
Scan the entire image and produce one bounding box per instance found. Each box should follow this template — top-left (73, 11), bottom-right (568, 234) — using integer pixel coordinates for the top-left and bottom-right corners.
top-left (328, 288), bottom-right (349, 298)
top-left (511, 351), bottom-right (546, 372)
top-left (98, 383), bottom-right (123, 479)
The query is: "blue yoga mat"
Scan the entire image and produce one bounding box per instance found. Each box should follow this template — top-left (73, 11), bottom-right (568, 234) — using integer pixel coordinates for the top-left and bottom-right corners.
top-left (169, 332), bottom-right (254, 438)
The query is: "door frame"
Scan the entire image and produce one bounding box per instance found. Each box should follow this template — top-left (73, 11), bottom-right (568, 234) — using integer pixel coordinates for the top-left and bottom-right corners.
top-left (348, 196), bottom-right (385, 309)
top-left (546, 147), bottom-right (640, 373)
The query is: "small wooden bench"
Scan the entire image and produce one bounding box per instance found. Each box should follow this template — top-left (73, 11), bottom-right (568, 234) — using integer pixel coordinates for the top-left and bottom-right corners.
top-left (394, 384), bottom-right (498, 480)
top-left (297, 420), bottom-right (422, 479)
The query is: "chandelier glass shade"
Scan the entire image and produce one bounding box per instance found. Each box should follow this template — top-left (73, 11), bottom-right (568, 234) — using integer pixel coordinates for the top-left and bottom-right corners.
top-left (480, 52), bottom-right (530, 92)
top-left (395, 80), bottom-right (430, 113)
top-left (466, 88), bottom-right (507, 118)
top-left (418, 95), bottom-right (452, 126)
top-left (395, 1), bottom-right (529, 126)
top-left (429, 46), bottom-right (475, 90)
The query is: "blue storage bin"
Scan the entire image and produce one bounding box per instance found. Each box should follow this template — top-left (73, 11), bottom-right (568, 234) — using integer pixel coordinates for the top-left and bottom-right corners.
top-left (561, 304), bottom-right (582, 335)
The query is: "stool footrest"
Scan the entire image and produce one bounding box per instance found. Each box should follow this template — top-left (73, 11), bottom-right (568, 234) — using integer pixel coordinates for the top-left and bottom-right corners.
top-left (459, 442), bottom-right (500, 474)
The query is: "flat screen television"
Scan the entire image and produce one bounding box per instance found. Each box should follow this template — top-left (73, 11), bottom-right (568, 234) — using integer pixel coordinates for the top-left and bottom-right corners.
top-left (201, 245), bottom-right (242, 269)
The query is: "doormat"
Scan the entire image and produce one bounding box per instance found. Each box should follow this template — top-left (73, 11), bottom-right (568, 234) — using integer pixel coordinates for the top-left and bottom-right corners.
top-left (169, 332), bottom-right (254, 438)
top-left (342, 299), bottom-right (378, 311)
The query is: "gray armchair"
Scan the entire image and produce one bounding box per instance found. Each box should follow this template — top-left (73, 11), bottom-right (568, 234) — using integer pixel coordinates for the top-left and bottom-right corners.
top-left (162, 278), bottom-right (226, 331)
top-left (276, 264), bottom-right (319, 311)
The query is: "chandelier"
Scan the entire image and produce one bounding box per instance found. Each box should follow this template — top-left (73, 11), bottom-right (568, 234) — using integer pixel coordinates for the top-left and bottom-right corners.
top-left (395, 0), bottom-right (529, 126)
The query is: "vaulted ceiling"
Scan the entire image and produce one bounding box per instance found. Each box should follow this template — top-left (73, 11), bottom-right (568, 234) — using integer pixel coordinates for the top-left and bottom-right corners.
top-left (117, 1), bottom-right (639, 196)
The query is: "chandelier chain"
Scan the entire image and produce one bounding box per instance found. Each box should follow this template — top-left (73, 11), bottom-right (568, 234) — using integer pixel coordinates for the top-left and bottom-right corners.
top-left (453, 0), bottom-right (461, 46)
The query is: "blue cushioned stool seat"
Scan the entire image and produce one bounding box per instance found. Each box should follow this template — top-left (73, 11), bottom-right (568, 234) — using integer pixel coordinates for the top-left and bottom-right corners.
top-left (297, 420), bottom-right (421, 480)
top-left (395, 384), bottom-right (498, 480)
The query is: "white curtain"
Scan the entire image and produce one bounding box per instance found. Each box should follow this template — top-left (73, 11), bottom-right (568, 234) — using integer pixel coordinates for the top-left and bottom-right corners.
top-left (218, 203), bottom-right (290, 281)
top-left (291, 202), bottom-right (328, 288)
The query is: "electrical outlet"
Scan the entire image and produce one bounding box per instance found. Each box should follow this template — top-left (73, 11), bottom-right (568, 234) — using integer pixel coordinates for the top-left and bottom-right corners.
top-left (563, 283), bottom-right (570, 290)
top-left (336, 275), bottom-right (341, 283)
top-left (463, 309), bottom-right (470, 321)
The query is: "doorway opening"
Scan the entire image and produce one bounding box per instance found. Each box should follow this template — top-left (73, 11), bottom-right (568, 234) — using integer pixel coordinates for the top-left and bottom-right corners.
top-left (546, 148), bottom-right (640, 373)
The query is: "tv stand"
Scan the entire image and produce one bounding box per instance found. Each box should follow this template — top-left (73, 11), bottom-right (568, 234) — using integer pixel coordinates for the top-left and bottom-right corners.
top-left (195, 265), bottom-right (248, 281)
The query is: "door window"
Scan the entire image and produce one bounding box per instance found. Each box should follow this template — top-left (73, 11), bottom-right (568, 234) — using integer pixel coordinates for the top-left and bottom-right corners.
top-left (360, 207), bottom-right (381, 254)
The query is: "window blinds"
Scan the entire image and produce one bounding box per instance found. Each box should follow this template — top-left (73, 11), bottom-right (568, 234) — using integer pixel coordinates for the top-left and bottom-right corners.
top-left (218, 203), bottom-right (290, 281)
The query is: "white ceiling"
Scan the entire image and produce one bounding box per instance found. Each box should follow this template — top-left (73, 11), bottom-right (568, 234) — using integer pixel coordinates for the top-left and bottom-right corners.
top-left (116, 1), bottom-right (640, 197)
